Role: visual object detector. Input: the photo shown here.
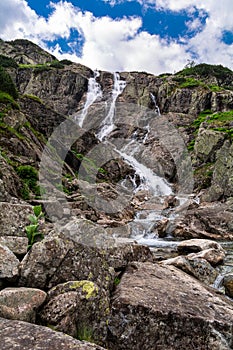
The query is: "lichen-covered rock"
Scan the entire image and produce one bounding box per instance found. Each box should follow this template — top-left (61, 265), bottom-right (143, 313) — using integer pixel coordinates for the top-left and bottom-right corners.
top-left (161, 255), bottom-right (217, 285)
top-left (194, 128), bottom-right (226, 163)
top-left (19, 231), bottom-right (115, 292)
top-left (0, 202), bottom-right (33, 237)
top-left (0, 317), bottom-right (107, 350)
top-left (0, 287), bottom-right (46, 322)
top-left (107, 262), bottom-right (233, 350)
top-left (0, 244), bottom-right (19, 285)
top-left (204, 140), bottom-right (233, 201)
top-left (39, 280), bottom-right (109, 344)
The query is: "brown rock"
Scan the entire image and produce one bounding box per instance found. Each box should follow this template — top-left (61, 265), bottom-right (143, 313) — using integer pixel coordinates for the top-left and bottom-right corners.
top-left (0, 317), bottom-right (107, 349)
top-left (177, 238), bottom-right (224, 254)
top-left (0, 287), bottom-right (46, 323)
top-left (223, 275), bottom-right (233, 298)
top-left (108, 262), bottom-right (233, 350)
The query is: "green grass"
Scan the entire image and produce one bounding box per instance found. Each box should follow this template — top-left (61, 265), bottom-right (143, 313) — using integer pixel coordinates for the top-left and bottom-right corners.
top-left (23, 94), bottom-right (43, 103)
top-left (0, 120), bottom-right (25, 140)
top-left (0, 92), bottom-right (20, 109)
top-left (179, 77), bottom-right (202, 89)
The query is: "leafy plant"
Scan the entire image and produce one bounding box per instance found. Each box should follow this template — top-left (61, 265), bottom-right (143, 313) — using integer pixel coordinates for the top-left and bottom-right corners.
top-left (25, 205), bottom-right (44, 250)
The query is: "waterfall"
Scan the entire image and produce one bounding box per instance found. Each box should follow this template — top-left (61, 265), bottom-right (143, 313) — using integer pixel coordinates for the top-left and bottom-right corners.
top-left (97, 72), bottom-right (126, 140)
top-left (117, 140), bottom-right (172, 197)
top-left (150, 92), bottom-right (160, 116)
top-left (77, 70), bottom-right (102, 127)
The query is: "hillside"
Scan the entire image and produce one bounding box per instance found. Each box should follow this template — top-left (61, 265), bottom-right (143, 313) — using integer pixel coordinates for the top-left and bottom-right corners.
top-left (0, 38), bottom-right (233, 349)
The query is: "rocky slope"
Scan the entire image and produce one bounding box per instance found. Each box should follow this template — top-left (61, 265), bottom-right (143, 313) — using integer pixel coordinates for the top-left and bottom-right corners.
top-left (0, 38), bottom-right (233, 349)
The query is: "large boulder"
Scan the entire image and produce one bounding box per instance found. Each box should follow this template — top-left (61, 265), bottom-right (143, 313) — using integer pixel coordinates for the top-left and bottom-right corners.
top-left (0, 317), bottom-right (107, 349)
top-left (39, 280), bottom-right (109, 344)
top-left (172, 202), bottom-right (233, 240)
top-left (107, 262), bottom-right (233, 350)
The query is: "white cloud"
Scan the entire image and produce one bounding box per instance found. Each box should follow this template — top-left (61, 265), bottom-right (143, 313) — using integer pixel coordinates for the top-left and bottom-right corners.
top-left (0, 0), bottom-right (232, 74)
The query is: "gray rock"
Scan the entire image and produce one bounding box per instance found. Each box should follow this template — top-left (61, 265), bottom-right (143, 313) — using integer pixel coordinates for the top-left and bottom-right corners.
top-left (161, 255), bottom-right (218, 285)
top-left (0, 236), bottom-right (28, 256)
top-left (0, 317), bottom-right (107, 349)
top-left (0, 244), bottom-right (19, 283)
top-left (107, 262), bottom-right (233, 350)
top-left (0, 202), bottom-right (33, 237)
top-left (194, 128), bottom-right (226, 163)
top-left (0, 287), bottom-right (46, 322)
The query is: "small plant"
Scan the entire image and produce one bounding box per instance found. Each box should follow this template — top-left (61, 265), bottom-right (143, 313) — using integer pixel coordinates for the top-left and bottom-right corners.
top-left (25, 205), bottom-right (44, 250)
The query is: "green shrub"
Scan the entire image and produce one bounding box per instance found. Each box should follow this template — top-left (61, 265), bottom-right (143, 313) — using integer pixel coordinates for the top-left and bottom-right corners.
top-left (50, 60), bottom-right (64, 69)
top-left (60, 59), bottom-right (73, 66)
top-left (16, 165), bottom-right (40, 197)
top-left (0, 54), bottom-right (18, 68)
top-left (0, 66), bottom-right (18, 99)
top-left (177, 63), bottom-right (233, 79)
top-left (179, 77), bottom-right (202, 89)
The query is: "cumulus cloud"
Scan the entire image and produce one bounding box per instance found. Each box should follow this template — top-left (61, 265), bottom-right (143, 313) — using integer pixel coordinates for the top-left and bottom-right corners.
top-left (0, 0), bottom-right (232, 74)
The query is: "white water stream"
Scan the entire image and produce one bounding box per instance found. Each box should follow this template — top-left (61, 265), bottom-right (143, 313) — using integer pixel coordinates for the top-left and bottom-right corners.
top-left (77, 70), bottom-right (102, 127)
top-left (97, 72), bottom-right (126, 141)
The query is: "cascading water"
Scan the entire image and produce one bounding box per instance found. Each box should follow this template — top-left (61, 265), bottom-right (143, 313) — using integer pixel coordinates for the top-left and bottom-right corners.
top-left (78, 70), bottom-right (182, 246)
top-left (77, 70), bottom-right (102, 127)
top-left (97, 72), bottom-right (126, 141)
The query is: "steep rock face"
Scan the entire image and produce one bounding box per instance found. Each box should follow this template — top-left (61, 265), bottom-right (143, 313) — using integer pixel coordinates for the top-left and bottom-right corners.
top-left (16, 65), bottom-right (89, 116)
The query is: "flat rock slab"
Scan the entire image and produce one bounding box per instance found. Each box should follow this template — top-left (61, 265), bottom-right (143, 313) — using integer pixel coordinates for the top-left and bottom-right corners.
top-left (108, 262), bottom-right (233, 350)
top-left (0, 317), bottom-right (106, 350)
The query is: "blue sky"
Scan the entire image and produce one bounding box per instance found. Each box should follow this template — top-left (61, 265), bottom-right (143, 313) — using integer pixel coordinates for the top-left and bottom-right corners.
top-left (0, 0), bottom-right (232, 74)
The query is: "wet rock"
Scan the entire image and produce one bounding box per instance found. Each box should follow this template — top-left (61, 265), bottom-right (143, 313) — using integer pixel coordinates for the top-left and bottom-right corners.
top-left (0, 287), bottom-right (46, 322)
top-left (188, 248), bottom-right (225, 266)
top-left (177, 239), bottom-right (224, 254)
top-left (223, 275), bottom-right (233, 298)
top-left (0, 244), bottom-right (19, 284)
top-left (0, 317), bottom-right (107, 350)
top-left (39, 280), bottom-right (109, 344)
top-left (108, 262), bottom-right (233, 350)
